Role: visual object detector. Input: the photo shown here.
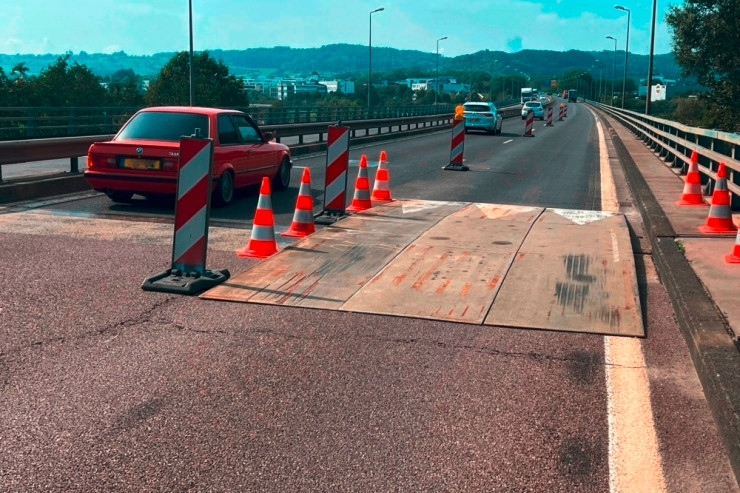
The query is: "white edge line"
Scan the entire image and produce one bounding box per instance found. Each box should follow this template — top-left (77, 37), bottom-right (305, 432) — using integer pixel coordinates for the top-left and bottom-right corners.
top-left (593, 111), bottom-right (667, 493)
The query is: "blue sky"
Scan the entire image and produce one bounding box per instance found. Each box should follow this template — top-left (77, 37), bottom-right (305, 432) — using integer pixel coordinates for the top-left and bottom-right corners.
top-left (1, 0), bottom-right (679, 57)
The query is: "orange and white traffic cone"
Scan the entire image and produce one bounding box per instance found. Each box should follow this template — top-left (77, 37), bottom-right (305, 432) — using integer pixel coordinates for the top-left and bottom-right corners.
top-left (676, 150), bottom-right (707, 206)
top-left (236, 176), bottom-right (278, 258)
top-left (281, 167), bottom-right (316, 238)
top-left (725, 229), bottom-right (740, 264)
top-left (347, 154), bottom-right (372, 212)
top-left (699, 163), bottom-right (737, 234)
top-left (371, 150), bottom-right (393, 202)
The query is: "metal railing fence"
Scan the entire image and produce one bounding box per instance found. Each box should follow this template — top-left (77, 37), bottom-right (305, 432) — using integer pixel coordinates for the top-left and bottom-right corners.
top-left (590, 101), bottom-right (740, 209)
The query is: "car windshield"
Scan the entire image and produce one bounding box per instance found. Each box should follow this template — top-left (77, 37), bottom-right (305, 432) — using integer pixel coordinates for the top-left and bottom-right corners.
top-left (116, 111), bottom-right (210, 141)
top-left (464, 105), bottom-right (493, 112)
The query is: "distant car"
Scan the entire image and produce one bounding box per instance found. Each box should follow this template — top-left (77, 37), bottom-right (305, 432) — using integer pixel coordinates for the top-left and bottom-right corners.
top-left (463, 102), bottom-right (503, 135)
top-left (84, 106), bottom-right (292, 206)
top-left (521, 101), bottom-right (545, 120)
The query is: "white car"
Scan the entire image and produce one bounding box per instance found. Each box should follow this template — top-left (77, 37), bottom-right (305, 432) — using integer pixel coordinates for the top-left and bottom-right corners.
top-left (463, 102), bottom-right (503, 135)
top-left (521, 101), bottom-right (545, 120)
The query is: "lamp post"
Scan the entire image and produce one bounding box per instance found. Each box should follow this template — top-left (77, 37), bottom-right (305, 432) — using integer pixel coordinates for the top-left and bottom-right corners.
top-left (435, 36), bottom-right (447, 105)
top-left (606, 35), bottom-right (617, 105)
top-left (646, 0), bottom-right (657, 115)
top-left (615, 5), bottom-right (631, 108)
top-left (368, 7), bottom-right (384, 110)
top-left (188, 0), bottom-right (193, 106)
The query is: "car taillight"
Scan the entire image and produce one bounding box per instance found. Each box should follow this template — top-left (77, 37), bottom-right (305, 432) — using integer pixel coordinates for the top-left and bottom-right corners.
top-left (481, 113), bottom-right (493, 117)
top-left (87, 154), bottom-right (116, 168)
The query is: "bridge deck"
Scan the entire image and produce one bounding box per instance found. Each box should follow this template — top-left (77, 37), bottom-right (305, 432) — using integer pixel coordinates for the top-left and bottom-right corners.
top-left (201, 200), bottom-right (644, 336)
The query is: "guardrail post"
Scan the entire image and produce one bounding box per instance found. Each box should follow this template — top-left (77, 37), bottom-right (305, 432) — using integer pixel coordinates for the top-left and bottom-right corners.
top-left (70, 157), bottom-right (79, 174)
top-left (26, 108), bottom-right (37, 138)
top-left (664, 126), bottom-right (676, 165)
top-left (732, 143), bottom-right (740, 210)
top-left (697, 135), bottom-right (710, 187)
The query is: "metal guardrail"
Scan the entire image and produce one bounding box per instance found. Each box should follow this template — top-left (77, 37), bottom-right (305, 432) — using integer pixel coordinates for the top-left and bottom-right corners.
top-left (0, 114), bottom-right (453, 183)
top-left (0, 103), bottom-right (526, 184)
top-left (590, 101), bottom-right (740, 209)
top-left (0, 101), bottom-right (526, 141)
top-left (0, 104), bottom-right (457, 141)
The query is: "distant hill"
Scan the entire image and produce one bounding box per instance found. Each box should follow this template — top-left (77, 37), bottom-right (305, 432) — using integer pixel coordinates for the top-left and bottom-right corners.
top-left (0, 44), bottom-right (681, 82)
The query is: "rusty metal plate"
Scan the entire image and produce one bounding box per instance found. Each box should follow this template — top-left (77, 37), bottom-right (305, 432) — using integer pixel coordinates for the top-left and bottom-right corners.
top-left (485, 209), bottom-right (644, 336)
top-left (201, 201), bottom-right (643, 337)
top-left (342, 204), bottom-right (543, 323)
top-left (200, 200), bottom-right (467, 308)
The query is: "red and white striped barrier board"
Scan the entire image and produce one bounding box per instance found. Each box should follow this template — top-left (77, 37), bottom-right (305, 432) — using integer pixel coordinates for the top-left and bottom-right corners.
top-left (315, 125), bottom-right (350, 223)
top-left (546, 106), bottom-right (553, 126)
top-left (142, 136), bottom-right (229, 295)
top-left (444, 109), bottom-right (468, 171)
top-left (524, 109), bottom-right (534, 137)
top-left (558, 104), bottom-right (564, 121)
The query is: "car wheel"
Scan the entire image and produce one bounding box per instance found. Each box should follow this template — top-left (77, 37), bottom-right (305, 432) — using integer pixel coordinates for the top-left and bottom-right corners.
top-left (213, 170), bottom-right (234, 207)
top-left (271, 157), bottom-right (291, 191)
top-left (105, 190), bottom-right (133, 203)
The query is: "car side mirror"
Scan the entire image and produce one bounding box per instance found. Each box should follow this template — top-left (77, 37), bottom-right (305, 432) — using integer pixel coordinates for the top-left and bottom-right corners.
top-left (263, 131), bottom-right (275, 141)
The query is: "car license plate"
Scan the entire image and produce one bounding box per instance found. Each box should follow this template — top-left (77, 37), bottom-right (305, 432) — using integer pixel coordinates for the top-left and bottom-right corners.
top-left (471, 118), bottom-right (480, 122)
top-left (123, 158), bottom-right (160, 170)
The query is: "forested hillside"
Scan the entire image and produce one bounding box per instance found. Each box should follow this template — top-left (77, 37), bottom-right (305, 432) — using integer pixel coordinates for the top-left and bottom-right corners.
top-left (0, 44), bottom-right (680, 80)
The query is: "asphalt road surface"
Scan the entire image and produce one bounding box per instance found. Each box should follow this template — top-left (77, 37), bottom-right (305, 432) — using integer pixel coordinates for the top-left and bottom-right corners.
top-left (1, 103), bottom-right (738, 492)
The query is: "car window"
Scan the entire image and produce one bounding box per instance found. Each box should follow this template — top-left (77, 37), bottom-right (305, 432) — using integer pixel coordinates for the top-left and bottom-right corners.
top-left (232, 115), bottom-right (262, 143)
top-left (116, 111), bottom-right (209, 141)
top-left (464, 104), bottom-right (494, 113)
top-left (217, 114), bottom-right (240, 145)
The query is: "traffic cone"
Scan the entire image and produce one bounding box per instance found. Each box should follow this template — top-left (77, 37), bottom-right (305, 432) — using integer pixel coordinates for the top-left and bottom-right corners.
top-left (236, 177), bottom-right (278, 258)
top-left (371, 150), bottom-right (393, 202)
top-left (347, 154), bottom-right (372, 211)
top-left (699, 163), bottom-right (738, 234)
top-left (281, 167), bottom-right (316, 238)
top-left (725, 229), bottom-right (740, 264)
top-left (676, 150), bottom-right (707, 206)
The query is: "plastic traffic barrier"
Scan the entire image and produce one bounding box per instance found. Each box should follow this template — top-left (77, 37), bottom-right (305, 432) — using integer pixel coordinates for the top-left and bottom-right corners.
top-left (142, 135), bottom-right (229, 295)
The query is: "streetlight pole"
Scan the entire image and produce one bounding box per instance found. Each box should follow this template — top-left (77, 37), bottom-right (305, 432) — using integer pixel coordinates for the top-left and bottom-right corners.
top-left (368, 7), bottom-right (384, 110)
top-left (646, 0), bottom-right (657, 115)
top-left (615, 5), bottom-right (631, 108)
top-left (188, 0), bottom-right (193, 106)
top-left (606, 35), bottom-right (617, 106)
top-left (435, 36), bottom-right (447, 105)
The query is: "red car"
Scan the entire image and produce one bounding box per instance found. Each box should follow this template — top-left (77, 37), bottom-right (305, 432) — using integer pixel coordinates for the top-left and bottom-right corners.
top-left (84, 106), bottom-right (292, 206)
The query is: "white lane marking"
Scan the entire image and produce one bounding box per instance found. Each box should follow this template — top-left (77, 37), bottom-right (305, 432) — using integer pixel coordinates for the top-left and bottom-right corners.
top-left (503, 139), bottom-right (513, 144)
top-left (594, 114), bottom-right (667, 493)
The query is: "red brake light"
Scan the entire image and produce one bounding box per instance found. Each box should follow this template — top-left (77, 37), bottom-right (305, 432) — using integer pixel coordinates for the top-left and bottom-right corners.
top-left (87, 153), bottom-right (116, 168)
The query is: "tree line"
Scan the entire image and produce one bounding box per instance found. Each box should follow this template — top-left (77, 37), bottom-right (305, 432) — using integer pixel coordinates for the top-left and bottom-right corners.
top-left (0, 52), bottom-right (248, 108)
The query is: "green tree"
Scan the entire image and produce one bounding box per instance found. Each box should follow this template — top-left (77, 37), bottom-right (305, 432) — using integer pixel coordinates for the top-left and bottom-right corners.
top-left (145, 51), bottom-right (248, 107)
top-left (107, 79), bottom-right (145, 107)
top-left (11, 62), bottom-right (29, 79)
top-left (666, 0), bottom-right (740, 131)
top-left (33, 54), bottom-right (107, 106)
